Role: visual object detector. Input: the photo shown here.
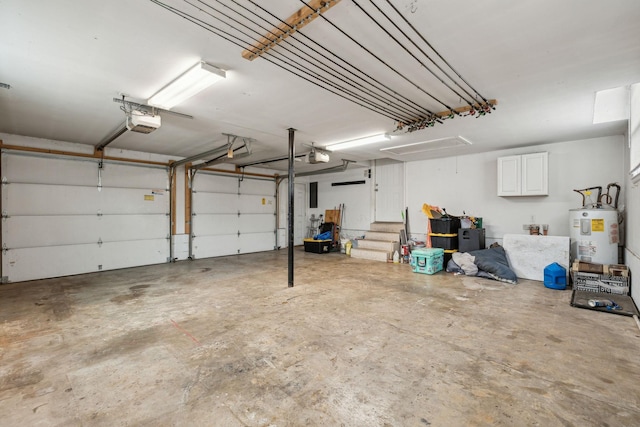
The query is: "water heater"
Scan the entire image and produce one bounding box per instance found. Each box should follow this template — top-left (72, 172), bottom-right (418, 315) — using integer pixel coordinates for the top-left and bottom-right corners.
top-left (569, 208), bottom-right (618, 264)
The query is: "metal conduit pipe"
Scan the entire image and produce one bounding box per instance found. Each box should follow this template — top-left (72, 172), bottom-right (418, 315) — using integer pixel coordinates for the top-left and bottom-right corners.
top-left (190, 143), bottom-right (252, 171)
top-left (293, 159), bottom-right (352, 177)
top-left (170, 143), bottom-right (233, 169)
top-left (95, 125), bottom-right (128, 152)
top-left (287, 128), bottom-right (295, 288)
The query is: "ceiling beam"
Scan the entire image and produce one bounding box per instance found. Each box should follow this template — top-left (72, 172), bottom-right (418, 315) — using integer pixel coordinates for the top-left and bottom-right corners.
top-left (242, 0), bottom-right (341, 61)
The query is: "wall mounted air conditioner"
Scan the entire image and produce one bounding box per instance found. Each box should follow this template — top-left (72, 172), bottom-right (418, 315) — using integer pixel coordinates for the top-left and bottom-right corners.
top-left (126, 111), bottom-right (161, 133)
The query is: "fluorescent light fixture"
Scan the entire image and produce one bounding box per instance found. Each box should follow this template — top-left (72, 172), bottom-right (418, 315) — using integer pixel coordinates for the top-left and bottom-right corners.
top-left (324, 133), bottom-right (390, 151)
top-left (148, 61), bottom-right (226, 110)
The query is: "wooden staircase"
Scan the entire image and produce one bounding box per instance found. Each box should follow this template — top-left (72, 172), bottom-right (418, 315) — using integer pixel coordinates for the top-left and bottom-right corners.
top-left (350, 222), bottom-right (403, 262)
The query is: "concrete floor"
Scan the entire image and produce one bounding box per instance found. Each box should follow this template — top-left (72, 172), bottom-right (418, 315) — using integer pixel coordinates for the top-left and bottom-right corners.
top-left (1, 249), bottom-right (639, 426)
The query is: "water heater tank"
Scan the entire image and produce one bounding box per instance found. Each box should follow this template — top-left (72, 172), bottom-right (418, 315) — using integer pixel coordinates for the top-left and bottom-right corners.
top-left (569, 208), bottom-right (618, 264)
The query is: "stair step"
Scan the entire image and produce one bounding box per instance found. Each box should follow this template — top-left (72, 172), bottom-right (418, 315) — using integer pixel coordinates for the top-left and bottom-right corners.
top-left (357, 239), bottom-right (399, 252)
top-left (350, 248), bottom-right (390, 262)
top-left (365, 231), bottom-right (400, 241)
top-left (370, 222), bottom-right (405, 233)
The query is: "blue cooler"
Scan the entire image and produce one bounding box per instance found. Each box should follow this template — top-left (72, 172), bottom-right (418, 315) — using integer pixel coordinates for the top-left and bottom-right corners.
top-left (410, 248), bottom-right (444, 275)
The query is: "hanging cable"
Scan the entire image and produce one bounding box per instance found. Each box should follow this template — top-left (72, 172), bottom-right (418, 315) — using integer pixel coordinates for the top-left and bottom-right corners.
top-left (237, 0), bottom-right (435, 118)
top-left (295, 0), bottom-right (443, 116)
top-left (186, 0), bottom-right (418, 121)
top-left (350, 0), bottom-right (462, 113)
top-left (149, 0), bottom-right (494, 129)
top-left (207, 0), bottom-right (425, 120)
top-left (363, 0), bottom-right (477, 108)
top-left (382, 0), bottom-right (492, 108)
top-left (149, 0), bottom-right (400, 121)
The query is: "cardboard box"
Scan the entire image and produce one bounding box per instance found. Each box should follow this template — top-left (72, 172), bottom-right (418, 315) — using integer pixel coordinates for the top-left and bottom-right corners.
top-left (571, 261), bottom-right (630, 295)
top-left (571, 261), bottom-right (629, 276)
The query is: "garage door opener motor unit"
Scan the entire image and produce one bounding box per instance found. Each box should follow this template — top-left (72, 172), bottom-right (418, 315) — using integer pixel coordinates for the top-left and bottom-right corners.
top-left (126, 111), bottom-right (161, 134)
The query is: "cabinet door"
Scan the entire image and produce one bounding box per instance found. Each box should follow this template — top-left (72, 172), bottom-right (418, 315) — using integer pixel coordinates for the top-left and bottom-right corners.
top-left (497, 155), bottom-right (521, 196)
top-left (521, 152), bottom-right (548, 195)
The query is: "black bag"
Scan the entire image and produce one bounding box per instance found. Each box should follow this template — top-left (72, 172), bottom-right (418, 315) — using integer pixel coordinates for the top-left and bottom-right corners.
top-left (319, 222), bottom-right (334, 234)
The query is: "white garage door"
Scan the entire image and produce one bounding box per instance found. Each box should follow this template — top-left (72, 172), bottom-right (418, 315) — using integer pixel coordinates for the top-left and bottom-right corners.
top-left (1, 152), bottom-right (170, 283)
top-left (191, 171), bottom-right (276, 258)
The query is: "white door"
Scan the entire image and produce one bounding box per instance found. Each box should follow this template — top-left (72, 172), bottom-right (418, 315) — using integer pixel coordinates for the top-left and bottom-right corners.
top-left (375, 161), bottom-right (404, 222)
top-left (1, 152), bottom-right (170, 283)
top-left (191, 171), bottom-right (276, 258)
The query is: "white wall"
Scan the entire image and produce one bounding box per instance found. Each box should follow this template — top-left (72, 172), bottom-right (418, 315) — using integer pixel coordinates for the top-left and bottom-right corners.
top-left (307, 167), bottom-right (372, 239)
top-left (405, 136), bottom-right (626, 244)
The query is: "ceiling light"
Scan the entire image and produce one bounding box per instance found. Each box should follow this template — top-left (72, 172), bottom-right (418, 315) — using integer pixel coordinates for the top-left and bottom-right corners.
top-left (324, 133), bottom-right (390, 151)
top-left (148, 61), bottom-right (226, 110)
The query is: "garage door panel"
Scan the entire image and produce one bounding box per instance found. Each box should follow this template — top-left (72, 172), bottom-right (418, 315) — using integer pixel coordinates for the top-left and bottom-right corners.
top-left (193, 174), bottom-right (238, 193)
top-left (240, 179), bottom-right (274, 196)
top-left (239, 232), bottom-right (275, 254)
top-left (194, 214), bottom-right (238, 236)
top-left (98, 187), bottom-right (168, 214)
top-left (239, 195), bottom-right (275, 214)
top-left (2, 215), bottom-right (100, 248)
top-left (193, 193), bottom-right (238, 214)
top-left (3, 154), bottom-right (96, 186)
top-left (98, 215), bottom-right (169, 241)
top-left (2, 214), bottom-right (168, 250)
top-left (2, 152), bottom-right (170, 282)
top-left (2, 244), bottom-right (102, 283)
top-left (239, 214), bottom-right (274, 233)
top-left (188, 173), bottom-right (275, 260)
top-left (99, 163), bottom-right (168, 189)
top-left (5, 184), bottom-right (100, 215)
top-left (192, 235), bottom-right (238, 258)
top-left (100, 239), bottom-right (169, 270)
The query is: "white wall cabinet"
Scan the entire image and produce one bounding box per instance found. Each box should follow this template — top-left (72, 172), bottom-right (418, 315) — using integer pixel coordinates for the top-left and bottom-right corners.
top-left (497, 152), bottom-right (548, 196)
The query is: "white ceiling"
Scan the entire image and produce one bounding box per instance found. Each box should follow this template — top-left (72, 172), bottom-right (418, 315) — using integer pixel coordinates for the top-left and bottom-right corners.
top-left (1, 0), bottom-right (639, 173)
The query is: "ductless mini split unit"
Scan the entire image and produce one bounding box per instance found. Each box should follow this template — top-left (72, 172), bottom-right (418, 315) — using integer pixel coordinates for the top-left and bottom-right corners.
top-left (126, 111), bottom-right (161, 133)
